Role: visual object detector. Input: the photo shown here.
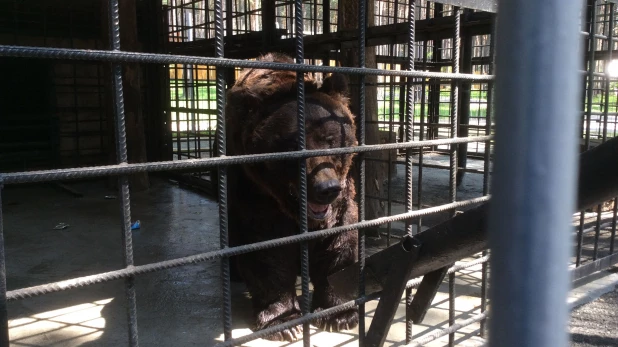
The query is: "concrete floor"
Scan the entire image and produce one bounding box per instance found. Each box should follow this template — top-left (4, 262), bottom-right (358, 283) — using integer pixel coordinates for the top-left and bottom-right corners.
top-left (2, 157), bottom-right (491, 347)
top-left (2, 155), bottom-right (617, 346)
top-left (4, 178), bottom-right (229, 346)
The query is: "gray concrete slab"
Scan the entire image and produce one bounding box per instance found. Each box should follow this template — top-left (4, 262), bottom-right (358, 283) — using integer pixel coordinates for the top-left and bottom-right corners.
top-left (2, 161), bottom-right (618, 347)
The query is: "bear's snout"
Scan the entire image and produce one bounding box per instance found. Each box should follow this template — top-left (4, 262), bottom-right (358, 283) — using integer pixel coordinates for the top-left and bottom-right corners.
top-left (313, 179), bottom-right (341, 204)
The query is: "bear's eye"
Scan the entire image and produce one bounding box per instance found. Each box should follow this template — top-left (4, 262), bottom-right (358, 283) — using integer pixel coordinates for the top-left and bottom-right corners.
top-left (325, 135), bottom-right (335, 147)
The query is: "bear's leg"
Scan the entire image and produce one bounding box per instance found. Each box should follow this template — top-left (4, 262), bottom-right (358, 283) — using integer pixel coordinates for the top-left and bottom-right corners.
top-left (310, 230), bottom-right (359, 332)
top-left (237, 245), bottom-right (302, 341)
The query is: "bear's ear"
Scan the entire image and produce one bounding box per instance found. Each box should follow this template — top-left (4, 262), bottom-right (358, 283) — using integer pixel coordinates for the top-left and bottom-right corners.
top-left (319, 73), bottom-right (349, 97)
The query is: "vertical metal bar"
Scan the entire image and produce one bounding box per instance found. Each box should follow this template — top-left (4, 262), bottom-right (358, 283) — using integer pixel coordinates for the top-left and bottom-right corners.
top-left (214, 0), bottom-right (232, 341)
top-left (603, 3), bottom-right (614, 144)
top-left (577, 212), bottom-right (586, 266)
top-left (603, 4), bottom-right (616, 258)
top-left (395, 0), bottom-right (399, 24)
top-left (226, 0), bottom-right (233, 36)
top-left (386, 44), bottom-right (395, 248)
top-left (488, 1), bottom-right (583, 347)
top-left (447, 9), bottom-right (461, 347)
top-left (324, 0), bottom-right (330, 34)
top-left (108, 1), bottom-right (139, 346)
top-left (313, 0), bottom-right (318, 34)
top-left (593, 204), bottom-right (602, 260)
top-left (416, 39), bottom-right (428, 233)
top-left (450, 9), bottom-right (461, 208)
top-left (0, 180), bottom-right (9, 347)
top-left (293, 0), bottom-right (310, 345)
top-left (592, 3), bottom-right (605, 263)
top-left (405, 1), bottom-right (416, 344)
top-left (611, 197), bottom-right (618, 254)
top-left (480, 18), bottom-right (497, 338)
top-left (579, 0), bottom-right (598, 267)
top-left (357, 0), bottom-right (367, 344)
top-left (448, 271), bottom-right (456, 346)
top-left (585, 1), bottom-right (597, 151)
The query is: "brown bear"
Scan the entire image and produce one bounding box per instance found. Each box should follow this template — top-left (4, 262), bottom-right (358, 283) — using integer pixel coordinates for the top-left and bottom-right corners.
top-left (217, 53), bottom-right (360, 341)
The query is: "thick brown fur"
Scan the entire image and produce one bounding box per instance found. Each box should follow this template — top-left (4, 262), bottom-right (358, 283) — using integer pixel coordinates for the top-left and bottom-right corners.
top-left (220, 53), bottom-right (360, 341)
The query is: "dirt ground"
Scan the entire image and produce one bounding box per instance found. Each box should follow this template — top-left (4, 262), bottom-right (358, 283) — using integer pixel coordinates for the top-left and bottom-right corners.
top-left (570, 285), bottom-right (618, 346)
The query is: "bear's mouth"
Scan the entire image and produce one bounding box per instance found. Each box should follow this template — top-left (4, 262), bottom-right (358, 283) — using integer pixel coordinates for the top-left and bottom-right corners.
top-left (307, 202), bottom-right (331, 220)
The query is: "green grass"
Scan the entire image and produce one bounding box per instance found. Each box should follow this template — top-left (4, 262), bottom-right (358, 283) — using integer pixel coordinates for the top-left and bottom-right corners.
top-left (590, 93), bottom-right (618, 113)
top-left (377, 102), bottom-right (488, 123)
top-left (170, 83), bottom-right (217, 101)
top-left (169, 81), bottom-right (490, 128)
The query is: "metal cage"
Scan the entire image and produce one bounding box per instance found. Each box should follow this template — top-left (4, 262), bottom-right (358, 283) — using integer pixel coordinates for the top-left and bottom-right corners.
top-left (0, 0), bottom-right (612, 346)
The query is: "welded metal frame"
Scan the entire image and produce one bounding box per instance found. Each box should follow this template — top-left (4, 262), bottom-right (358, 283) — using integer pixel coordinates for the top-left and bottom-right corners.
top-left (0, 0), bottom-right (615, 347)
top-left (573, 0), bottom-right (618, 281)
top-left (0, 1), bottom-right (491, 346)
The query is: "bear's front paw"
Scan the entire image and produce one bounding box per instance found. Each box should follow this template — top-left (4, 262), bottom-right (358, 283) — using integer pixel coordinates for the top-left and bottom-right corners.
top-left (313, 307), bottom-right (359, 333)
top-left (256, 310), bottom-right (303, 342)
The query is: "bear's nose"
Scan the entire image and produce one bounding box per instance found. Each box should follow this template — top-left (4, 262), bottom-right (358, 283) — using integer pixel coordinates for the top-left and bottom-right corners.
top-left (313, 179), bottom-right (341, 204)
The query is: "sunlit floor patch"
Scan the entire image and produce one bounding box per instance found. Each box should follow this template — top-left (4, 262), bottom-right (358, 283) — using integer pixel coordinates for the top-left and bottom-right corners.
top-left (9, 298), bottom-right (112, 347)
top-left (215, 325), bottom-right (358, 347)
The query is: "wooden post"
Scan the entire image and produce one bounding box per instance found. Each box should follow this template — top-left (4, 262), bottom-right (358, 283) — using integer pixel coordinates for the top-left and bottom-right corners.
top-left (457, 11), bottom-right (473, 186)
top-left (102, 0), bottom-right (150, 191)
top-left (119, 0), bottom-right (150, 191)
top-left (340, 0), bottom-right (388, 231)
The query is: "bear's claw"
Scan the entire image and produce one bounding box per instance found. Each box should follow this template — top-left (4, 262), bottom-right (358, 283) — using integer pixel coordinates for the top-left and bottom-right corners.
top-left (313, 307), bottom-right (359, 333)
top-left (257, 312), bottom-right (304, 342)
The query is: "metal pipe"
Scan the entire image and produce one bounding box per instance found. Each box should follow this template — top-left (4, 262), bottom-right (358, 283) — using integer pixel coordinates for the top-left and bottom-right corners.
top-left (328, 129), bottom-right (618, 302)
top-left (293, 0), bottom-right (311, 345)
top-left (585, 0), bottom-right (597, 151)
top-left (405, 0), bottom-right (416, 240)
top-left (108, 0), bottom-right (139, 345)
top-left (1, 135), bottom-right (492, 185)
top-left (214, 0), bottom-right (232, 340)
top-left (0, 45), bottom-right (494, 81)
top-left (0, 181), bottom-right (9, 347)
top-left (480, 15), bottom-right (497, 337)
top-left (404, 2), bottom-right (416, 342)
top-left (488, 1), bottom-right (583, 347)
top-left (358, 0), bottom-right (368, 343)
top-left (448, 10), bottom-right (461, 347)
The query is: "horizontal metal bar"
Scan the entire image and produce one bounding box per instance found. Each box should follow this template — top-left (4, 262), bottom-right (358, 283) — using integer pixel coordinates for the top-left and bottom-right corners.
top-left (330, 202), bottom-right (491, 297)
top-left (0, 45), bottom-right (494, 81)
top-left (409, 311), bottom-right (489, 347)
top-left (404, 254), bottom-right (491, 290)
top-left (213, 291), bottom-right (381, 347)
top-left (1, 136), bottom-right (492, 185)
top-left (580, 31), bottom-right (618, 42)
top-left (5, 196), bottom-right (489, 302)
top-left (570, 252), bottom-right (618, 281)
top-left (445, 254), bottom-right (490, 275)
top-left (364, 158), bottom-right (490, 175)
top-left (331, 135), bottom-right (617, 310)
top-left (432, 0), bottom-right (497, 13)
top-left (215, 254), bottom-right (492, 347)
top-left (331, 135), bottom-right (618, 297)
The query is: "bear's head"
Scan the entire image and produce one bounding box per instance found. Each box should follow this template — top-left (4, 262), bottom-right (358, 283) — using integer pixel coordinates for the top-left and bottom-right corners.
top-left (232, 69), bottom-right (358, 224)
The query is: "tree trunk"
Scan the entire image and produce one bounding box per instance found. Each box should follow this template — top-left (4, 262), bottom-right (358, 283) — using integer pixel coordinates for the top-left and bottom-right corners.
top-left (102, 0), bottom-right (150, 191)
top-left (340, 0), bottom-right (388, 229)
top-left (119, 0), bottom-right (150, 191)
